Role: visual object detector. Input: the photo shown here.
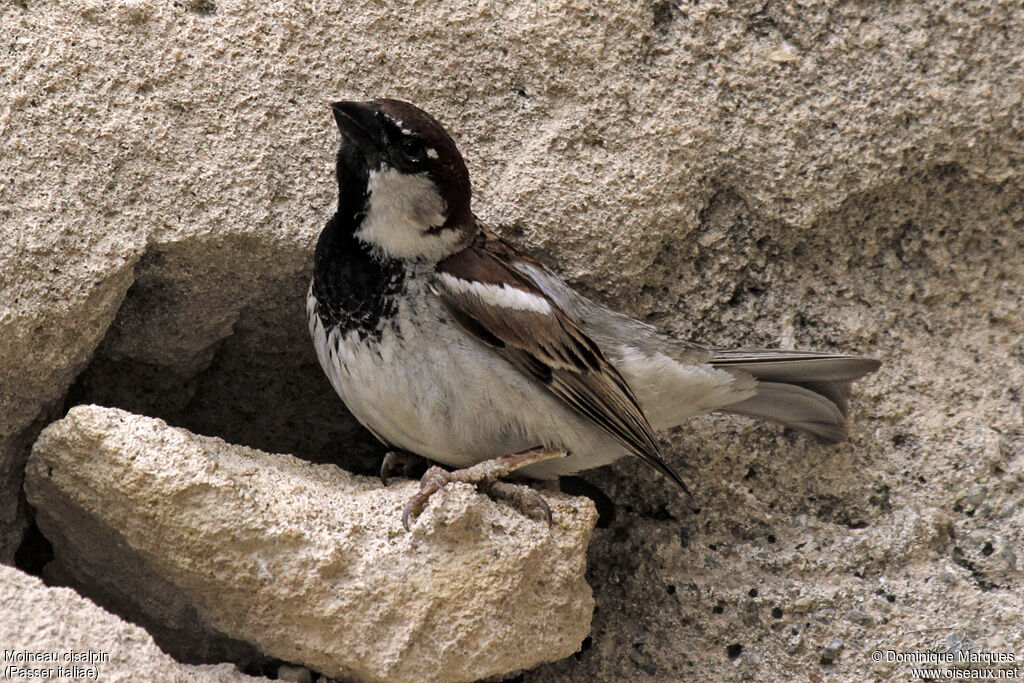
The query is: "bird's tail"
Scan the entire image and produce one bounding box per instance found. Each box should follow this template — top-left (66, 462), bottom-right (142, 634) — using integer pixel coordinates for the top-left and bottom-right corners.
top-left (710, 350), bottom-right (881, 443)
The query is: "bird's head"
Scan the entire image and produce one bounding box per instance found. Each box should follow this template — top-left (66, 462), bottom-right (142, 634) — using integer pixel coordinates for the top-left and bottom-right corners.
top-left (331, 99), bottom-right (474, 262)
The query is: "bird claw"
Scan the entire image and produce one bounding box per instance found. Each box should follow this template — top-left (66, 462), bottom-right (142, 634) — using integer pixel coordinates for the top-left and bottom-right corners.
top-left (380, 450), bottom-right (426, 487)
top-left (400, 450), bottom-right (565, 530)
top-left (485, 480), bottom-right (552, 524)
top-left (401, 466), bottom-right (450, 530)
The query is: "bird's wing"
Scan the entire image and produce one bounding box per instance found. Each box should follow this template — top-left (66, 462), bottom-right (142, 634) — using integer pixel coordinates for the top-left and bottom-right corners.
top-left (489, 228), bottom-right (711, 365)
top-left (433, 229), bottom-right (687, 492)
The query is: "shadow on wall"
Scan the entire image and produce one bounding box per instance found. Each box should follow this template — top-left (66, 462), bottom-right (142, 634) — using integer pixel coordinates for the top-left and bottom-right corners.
top-left (63, 232), bottom-right (382, 475)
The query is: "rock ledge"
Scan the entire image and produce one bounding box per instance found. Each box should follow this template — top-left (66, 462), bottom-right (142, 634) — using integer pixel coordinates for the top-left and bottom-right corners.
top-left (25, 405), bottom-right (597, 683)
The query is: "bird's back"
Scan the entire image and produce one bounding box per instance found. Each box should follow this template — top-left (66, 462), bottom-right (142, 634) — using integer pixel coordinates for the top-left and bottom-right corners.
top-left (510, 257), bottom-right (879, 439)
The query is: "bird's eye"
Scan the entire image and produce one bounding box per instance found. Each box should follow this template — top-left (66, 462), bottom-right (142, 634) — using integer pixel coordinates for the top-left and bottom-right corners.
top-left (401, 136), bottom-right (427, 160)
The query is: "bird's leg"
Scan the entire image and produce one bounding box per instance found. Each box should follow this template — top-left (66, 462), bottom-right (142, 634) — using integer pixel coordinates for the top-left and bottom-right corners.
top-left (401, 447), bottom-right (566, 530)
top-left (379, 450), bottom-right (428, 486)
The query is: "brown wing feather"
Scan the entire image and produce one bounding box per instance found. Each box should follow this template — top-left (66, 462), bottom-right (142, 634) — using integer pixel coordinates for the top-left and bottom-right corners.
top-left (435, 232), bottom-right (688, 492)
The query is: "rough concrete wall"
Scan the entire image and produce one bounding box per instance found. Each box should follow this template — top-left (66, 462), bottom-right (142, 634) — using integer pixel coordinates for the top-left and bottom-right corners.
top-left (2, 0), bottom-right (1023, 680)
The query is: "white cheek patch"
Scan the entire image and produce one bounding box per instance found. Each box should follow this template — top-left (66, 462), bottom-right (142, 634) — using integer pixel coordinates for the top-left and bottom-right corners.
top-left (357, 166), bottom-right (462, 260)
top-left (438, 273), bottom-right (553, 314)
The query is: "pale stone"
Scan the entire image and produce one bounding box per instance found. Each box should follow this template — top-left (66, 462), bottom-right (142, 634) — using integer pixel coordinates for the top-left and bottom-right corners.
top-left (24, 406), bottom-right (597, 683)
top-left (0, 564), bottom-right (261, 683)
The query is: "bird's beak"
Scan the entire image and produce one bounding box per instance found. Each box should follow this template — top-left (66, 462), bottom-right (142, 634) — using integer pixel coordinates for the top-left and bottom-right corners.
top-left (330, 101), bottom-right (384, 165)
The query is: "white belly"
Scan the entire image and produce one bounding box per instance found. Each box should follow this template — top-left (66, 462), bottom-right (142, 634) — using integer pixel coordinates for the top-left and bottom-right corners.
top-left (307, 279), bottom-right (626, 477)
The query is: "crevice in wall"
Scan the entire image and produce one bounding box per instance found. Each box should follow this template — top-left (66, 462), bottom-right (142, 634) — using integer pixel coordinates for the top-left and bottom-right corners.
top-left (60, 233), bottom-right (380, 475)
top-left (14, 231), bottom-right (379, 672)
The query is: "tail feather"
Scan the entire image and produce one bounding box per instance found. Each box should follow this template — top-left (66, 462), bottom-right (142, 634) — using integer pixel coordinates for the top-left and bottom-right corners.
top-left (710, 350), bottom-right (881, 382)
top-left (711, 350), bottom-right (880, 442)
top-left (722, 381), bottom-right (849, 442)
top-left (794, 379), bottom-right (853, 416)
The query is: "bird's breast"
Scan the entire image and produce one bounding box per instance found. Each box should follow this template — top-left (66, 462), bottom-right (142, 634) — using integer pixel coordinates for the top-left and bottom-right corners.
top-left (307, 277), bottom-right (607, 468)
top-left (310, 215), bottom-right (407, 342)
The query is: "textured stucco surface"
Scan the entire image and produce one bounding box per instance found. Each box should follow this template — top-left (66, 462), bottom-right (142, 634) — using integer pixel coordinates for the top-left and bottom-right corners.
top-left (2, 0), bottom-right (1023, 680)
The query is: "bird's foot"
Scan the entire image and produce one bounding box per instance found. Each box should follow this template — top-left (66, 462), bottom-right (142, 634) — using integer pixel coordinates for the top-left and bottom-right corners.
top-left (401, 447), bottom-right (566, 530)
top-left (379, 450), bottom-right (427, 486)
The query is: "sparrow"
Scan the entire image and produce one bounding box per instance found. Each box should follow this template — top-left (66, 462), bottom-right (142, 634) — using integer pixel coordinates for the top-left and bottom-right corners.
top-left (307, 99), bottom-right (881, 529)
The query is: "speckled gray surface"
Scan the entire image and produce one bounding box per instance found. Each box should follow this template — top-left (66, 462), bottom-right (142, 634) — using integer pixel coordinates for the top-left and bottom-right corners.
top-left (2, 0), bottom-right (1023, 680)
top-left (524, 164), bottom-right (1024, 681)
